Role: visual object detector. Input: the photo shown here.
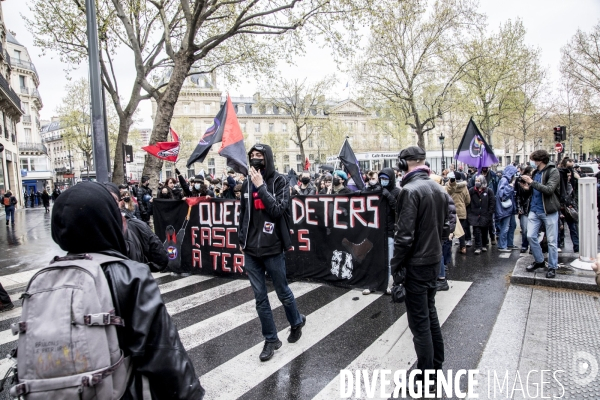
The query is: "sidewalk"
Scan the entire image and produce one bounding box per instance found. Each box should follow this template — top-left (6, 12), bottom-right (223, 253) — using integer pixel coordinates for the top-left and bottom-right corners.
top-left (475, 284), bottom-right (600, 398)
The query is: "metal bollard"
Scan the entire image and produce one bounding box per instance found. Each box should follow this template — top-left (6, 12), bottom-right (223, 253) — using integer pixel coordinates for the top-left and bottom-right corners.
top-left (571, 177), bottom-right (598, 270)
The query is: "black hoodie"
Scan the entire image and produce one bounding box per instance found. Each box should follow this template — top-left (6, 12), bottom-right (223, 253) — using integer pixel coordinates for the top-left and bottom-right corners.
top-left (51, 182), bottom-right (204, 399)
top-left (238, 144), bottom-right (292, 256)
top-left (379, 167), bottom-right (401, 237)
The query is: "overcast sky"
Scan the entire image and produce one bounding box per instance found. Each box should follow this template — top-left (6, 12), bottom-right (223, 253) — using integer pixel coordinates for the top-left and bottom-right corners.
top-left (4, 0), bottom-right (600, 128)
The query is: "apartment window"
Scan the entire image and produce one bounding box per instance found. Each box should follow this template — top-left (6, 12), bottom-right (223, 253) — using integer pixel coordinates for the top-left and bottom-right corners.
top-left (204, 103), bottom-right (211, 114)
top-left (346, 122), bottom-right (354, 132)
top-left (22, 102), bottom-right (29, 115)
top-left (254, 123), bottom-right (261, 133)
top-left (284, 164), bottom-right (290, 173)
top-left (24, 128), bottom-right (31, 142)
top-left (183, 104), bottom-right (190, 114)
top-left (515, 155), bottom-right (521, 164)
top-left (296, 154), bottom-right (302, 161)
top-left (282, 123), bottom-right (287, 133)
top-left (361, 122), bottom-right (367, 132)
top-left (19, 75), bottom-right (26, 89)
top-left (284, 155), bottom-right (289, 162)
top-left (241, 122), bottom-right (247, 132)
top-left (208, 158), bottom-right (215, 176)
top-left (269, 123), bottom-right (274, 132)
top-left (13, 50), bottom-right (21, 60)
top-left (309, 154), bottom-right (314, 160)
top-left (308, 138), bottom-right (313, 148)
top-left (297, 164), bottom-right (303, 171)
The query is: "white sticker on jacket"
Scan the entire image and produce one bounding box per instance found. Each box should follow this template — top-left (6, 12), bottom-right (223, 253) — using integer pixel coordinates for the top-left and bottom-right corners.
top-left (263, 222), bottom-right (275, 234)
top-left (244, 193), bottom-right (249, 198)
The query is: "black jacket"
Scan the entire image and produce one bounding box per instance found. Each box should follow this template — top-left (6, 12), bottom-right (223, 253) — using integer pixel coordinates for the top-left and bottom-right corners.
top-left (239, 144), bottom-right (292, 257)
top-left (123, 212), bottom-right (169, 271)
top-left (101, 251), bottom-right (204, 400)
top-left (467, 187), bottom-right (495, 227)
top-left (292, 182), bottom-right (317, 196)
top-left (378, 167), bottom-right (401, 238)
top-left (390, 169), bottom-right (449, 282)
top-left (443, 193), bottom-right (457, 241)
top-left (137, 184), bottom-right (153, 215)
top-left (515, 176), bottom-right (532, 215)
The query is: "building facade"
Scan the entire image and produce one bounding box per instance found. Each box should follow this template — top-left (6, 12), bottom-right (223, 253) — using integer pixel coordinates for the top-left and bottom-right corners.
top-left (0, 3), bottom-right (24, 204)
top-left (6, 31), bottom-right (52, 195)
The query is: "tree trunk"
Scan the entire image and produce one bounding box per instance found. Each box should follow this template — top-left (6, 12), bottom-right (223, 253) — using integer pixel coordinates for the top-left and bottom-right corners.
top-left (112, 115), bottom-right (134, 184)
top-left (142, 53), bottom-right (194, 190)
top-left (296, 126), bottom-right (306, 170)
top-left (416, 127), bottom-right (425, 150)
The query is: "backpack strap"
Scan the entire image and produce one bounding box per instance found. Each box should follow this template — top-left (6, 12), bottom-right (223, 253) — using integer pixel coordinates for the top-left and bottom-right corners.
top-left (10, 351), bottom-right (126, 396)
top-left (83, 309), bottom-right (125, 327)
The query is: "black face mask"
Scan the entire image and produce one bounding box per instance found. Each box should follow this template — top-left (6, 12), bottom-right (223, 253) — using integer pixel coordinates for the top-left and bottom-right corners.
top-left (123, 197), bottom-right (131, 202)
top-left (301, 177), bottom-right (310, 184)
top-left (250, 158), bottom-right (265, 170)
top-left (332, 177), bottom-right (341, 186)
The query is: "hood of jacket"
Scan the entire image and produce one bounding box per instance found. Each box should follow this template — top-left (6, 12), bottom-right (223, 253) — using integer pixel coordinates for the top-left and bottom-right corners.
top-left (446, 180), bottom-right (467, 194)
top-left (51, 181), bottom-right (127, 255)
top-left (503, 165), bottom-right (518, 182)
top-left (378, 167), bottom-right (396, 190)
top-left (248, 143), bottom-right (276, 180)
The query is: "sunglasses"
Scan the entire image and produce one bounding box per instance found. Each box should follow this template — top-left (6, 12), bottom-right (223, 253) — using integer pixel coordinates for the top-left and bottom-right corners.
top-left (253, 145), bottom-right (265, 151)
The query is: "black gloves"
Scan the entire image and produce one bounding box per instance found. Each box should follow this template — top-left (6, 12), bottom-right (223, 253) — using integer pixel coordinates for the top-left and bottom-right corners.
top-left (175, 168), bottom-right (181, 175)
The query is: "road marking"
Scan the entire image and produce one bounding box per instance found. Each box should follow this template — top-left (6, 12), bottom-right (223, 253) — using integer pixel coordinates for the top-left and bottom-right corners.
top-left (499, 253), bottom-right (511, 258)
top-left (179, 281), bottom-right (321, 350)
top-left (201, 290), bottom-right (381, 400)
top-left (158, 275), bottom-right (212, 294)
top-left (166, 280), bottom-right (250, 315)
top-left (311, 280), bottom-right (472, 400)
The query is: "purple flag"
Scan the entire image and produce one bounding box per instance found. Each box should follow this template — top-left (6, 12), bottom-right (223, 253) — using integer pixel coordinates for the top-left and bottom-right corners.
top-left (454, 119), bottom-right (498, 172)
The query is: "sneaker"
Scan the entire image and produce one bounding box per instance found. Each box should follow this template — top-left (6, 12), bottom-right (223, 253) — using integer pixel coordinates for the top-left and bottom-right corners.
top-left (557, 248), bottom-right (562, 253)
top-left (385, 288), bottom-right (391, 295)
top-left (287, 315), bottom-right (306, 343)
top-left (436, 279), bottom-right (449, 291)
top-left (509, 245), bottom-right (520, 250)
top-left (574, 247), bottom-right (579, 253)
top-left (0, 303), bottom-right (15, 313)
top-left (520, 248), bottom-right (527, 253)
top-left (259, 339), bottom-right (282, 361)
top-left (526, 261), bottom-right (546, 272)
top-left (362, 289), bottom-right (371, 295)
top-left (465, 240), bottom-right (472, 247)
top-left (546, 269), bottom-right (556, 279)
top-left (474, 249), bottom-right (481, 255)
top-left (498, 248), bottom-right (512, 253)
top-left (481, 247), bottom-right (488, 252)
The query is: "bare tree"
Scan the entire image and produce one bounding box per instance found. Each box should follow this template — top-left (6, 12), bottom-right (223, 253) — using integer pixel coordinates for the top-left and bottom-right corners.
top-left (354, 0), bottom-right (479, 150)
top-left (262, 76), bottom-right (335, 163)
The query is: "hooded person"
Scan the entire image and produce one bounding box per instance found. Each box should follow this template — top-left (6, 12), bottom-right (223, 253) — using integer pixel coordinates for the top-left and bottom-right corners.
top-left (136, 176), bottom-right (153, 224)
top-left (51, 182), bottom-right (204, 399)
top-left (495, 164), bottom-right (518, 251)
top-left (238, 144), bottom-right (306, 362)
top-left (362, 167), bottom-right (400, 295)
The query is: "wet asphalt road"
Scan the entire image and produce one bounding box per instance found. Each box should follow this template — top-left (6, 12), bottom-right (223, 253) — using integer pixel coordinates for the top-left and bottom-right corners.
top-left (0, 206), bottom-right (524, 399)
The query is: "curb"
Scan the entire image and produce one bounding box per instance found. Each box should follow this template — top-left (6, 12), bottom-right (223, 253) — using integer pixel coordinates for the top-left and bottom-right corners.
top-left (510, 253), bottom-right (600, 292)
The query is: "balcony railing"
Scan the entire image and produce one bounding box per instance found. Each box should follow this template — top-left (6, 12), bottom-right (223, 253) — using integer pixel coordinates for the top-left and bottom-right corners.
top-left (18, 142), bottom-right (48, 154)
top-left (20, 86), bottom-right (28, 94)
top-left (11, 58), bottom-right (38, 75)
top-left (22, 115), bottom-right (31, 124)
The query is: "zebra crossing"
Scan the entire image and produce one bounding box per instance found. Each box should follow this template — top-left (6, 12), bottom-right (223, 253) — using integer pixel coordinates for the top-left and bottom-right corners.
top-left (0, 269), bottom-right (472, 400)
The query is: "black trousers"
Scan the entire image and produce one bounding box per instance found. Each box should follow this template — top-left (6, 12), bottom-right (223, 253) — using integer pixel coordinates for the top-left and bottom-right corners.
top-left (473, 225), bottom-right (489, 249)
top-left (0, 283), bottom-right (12, 305)
top-left (404, 276), bottom-right (444, 374)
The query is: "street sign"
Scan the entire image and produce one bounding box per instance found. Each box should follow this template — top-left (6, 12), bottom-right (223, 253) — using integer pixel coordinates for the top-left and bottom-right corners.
top-left (555, 143), bottom-right (564, 153)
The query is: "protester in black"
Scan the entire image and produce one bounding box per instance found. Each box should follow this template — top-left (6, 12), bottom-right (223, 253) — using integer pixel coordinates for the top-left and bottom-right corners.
top-left (51, 182), bottom-right (204, 399)
top-left (390, 146), bottom-right (448, 389)
top-left (238, 144), bottom-right (305, 362)
top-left (41, 189), bottom-right (51, 213)
top-left (468, 175), bottom-right (496, 254)
top-left (332, 170), bottom-right (353, 194)
top-left (292, 171), bottom-right (317, 195)
top-left (3, 190), bottom-right (17, 226)
top-left (137, 176), bottom-right (153, 224)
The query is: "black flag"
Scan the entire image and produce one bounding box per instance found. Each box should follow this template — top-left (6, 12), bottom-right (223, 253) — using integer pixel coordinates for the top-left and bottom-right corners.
top-left (338, 138), bottom-right (365, 190)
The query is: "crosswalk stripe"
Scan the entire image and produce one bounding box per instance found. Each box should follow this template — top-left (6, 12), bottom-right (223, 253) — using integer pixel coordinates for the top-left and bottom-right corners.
top-left (311, 280), bottom-right (472, 400)
top-left (200, 290), bottom-right (381, 400)
top-left (166, 280), bottom-right (251, 315)
top-left (158, 275), bottom-right (212, 295)
top-left (179, 281), bottom-right (321, 350)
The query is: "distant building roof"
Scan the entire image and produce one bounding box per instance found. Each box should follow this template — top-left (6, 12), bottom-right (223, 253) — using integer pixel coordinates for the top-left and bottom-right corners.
top-left (6, 31), bottom-right (22, 47)
top-left (40, 120), bottom-right (62, 134)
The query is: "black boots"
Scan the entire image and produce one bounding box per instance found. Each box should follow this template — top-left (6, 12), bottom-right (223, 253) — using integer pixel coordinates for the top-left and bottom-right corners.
top-left (287, 315), bottom-right (306, 343)
top-left (259, 340), bottom-right (282, 362)
top-left (526, 261), bottom-right (546, 272)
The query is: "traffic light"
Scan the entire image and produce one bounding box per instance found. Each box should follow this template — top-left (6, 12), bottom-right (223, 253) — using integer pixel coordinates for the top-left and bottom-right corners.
top-left (561, 126), bottom-right (567, 141)
top-left (554, 126), bottom-right (562, 142)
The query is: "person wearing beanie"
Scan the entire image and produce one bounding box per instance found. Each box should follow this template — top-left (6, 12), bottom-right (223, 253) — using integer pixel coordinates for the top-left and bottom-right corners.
top-left (51, 182), bottom-right (204, 399)
top-left (332, 170), bottom-right (353, 194)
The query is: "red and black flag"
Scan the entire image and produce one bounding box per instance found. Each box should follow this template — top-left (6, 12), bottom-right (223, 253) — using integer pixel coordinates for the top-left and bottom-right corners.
top-left (142, 128), bottom-right (180, 162)
top-left (186, 95), bottom-right (248, 175)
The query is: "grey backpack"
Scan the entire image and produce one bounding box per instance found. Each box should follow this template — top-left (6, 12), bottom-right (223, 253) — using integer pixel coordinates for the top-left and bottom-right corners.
top-left (9, 253), bottom-right (131, 399)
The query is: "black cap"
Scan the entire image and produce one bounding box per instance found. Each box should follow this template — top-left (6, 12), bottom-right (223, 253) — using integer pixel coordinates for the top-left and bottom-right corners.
top-left (141, 176), bottom-right (149, 183)
top-left (194, 175), bottom-right (205, 182)
top-left (399, 146), bottom-right (426, 161)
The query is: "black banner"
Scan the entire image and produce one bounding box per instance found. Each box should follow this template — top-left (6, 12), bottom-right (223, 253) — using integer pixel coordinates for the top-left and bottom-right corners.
top-left (153, 193), bottom-right (389, 291)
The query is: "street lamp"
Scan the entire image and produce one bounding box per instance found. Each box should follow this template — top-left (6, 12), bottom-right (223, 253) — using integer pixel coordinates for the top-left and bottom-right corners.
top-left (439, 134), bottom-right (446, 170)
top-left (579, 136), bottom-right (584, 162)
